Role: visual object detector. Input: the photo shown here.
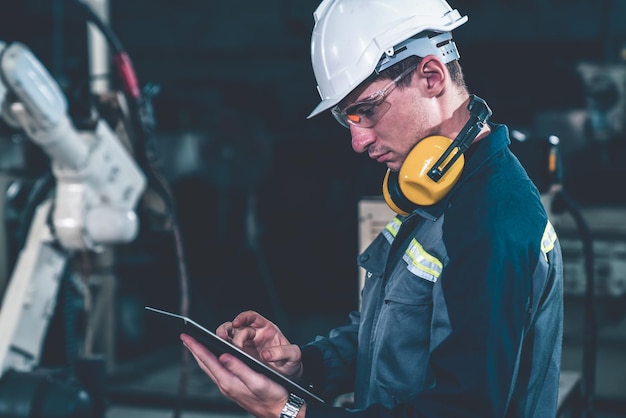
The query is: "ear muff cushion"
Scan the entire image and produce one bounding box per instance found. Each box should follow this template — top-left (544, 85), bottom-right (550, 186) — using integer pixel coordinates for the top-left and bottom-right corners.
top-left (398, 135), bottom-right (465, 206)
top-left (383, 169), bottom-right (413, 216)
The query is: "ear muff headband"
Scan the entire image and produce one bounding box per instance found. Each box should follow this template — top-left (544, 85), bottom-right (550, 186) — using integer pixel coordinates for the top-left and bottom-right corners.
top-left (383, 95), bottom-right (492, 214)
top-left (427, 95), bottom-right (492, 181)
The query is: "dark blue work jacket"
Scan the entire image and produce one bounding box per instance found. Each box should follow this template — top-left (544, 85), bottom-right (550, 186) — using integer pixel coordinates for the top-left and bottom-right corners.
top-left (301, 123), bottom-right (564, 418)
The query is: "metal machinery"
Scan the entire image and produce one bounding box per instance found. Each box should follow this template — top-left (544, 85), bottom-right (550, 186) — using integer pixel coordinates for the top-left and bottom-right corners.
top-left (533, 61), bottom-right (626, 304)
top-left (0, 38), bottom-right (147, 416)
top-left (513, 57), bottom-right (626, 415)
top-left (0, 0), bottom-right (178, 414)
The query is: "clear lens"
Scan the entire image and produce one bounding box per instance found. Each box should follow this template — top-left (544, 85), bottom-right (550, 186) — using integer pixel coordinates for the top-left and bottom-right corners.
top-left (331, 106), bottom-right (351, 128)
top-left (332, 98), bottom-right (391, 129)
top-left (331, 63), bottom-right (418, 129)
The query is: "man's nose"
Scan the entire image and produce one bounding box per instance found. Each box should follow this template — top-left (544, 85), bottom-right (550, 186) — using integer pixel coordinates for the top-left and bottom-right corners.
top-left (350, 125), bottom-right (375, 153)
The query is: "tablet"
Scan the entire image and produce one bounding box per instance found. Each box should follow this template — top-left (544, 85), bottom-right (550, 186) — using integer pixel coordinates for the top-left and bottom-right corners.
top-left (145, 306), bottom-right (325, 404)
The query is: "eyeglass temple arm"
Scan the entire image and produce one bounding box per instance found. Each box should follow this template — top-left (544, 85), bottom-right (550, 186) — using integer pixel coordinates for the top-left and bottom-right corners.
top-left (427, 94), bottom-right (492, 182)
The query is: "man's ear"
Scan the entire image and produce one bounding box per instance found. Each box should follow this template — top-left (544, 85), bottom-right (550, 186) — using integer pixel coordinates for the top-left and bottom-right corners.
top-left (418, 55), bottom-right (446, 97)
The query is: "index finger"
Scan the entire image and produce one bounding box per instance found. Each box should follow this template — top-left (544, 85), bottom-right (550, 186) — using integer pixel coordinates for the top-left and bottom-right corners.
top-left (232, 311), bottom-right (268, 329)
top-left (216, 321), bottom-right (233, 340)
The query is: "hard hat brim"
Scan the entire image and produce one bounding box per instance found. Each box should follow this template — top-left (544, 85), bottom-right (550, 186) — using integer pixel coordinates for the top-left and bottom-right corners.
top-left (307, 97), bottom-right (340, 119)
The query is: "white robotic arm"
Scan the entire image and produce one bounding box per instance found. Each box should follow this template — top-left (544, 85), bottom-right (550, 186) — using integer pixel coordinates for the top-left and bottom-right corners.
top-left (0, 41), bottom-right (146, 249)
top-left (0, 41), bottom-right (146, 374)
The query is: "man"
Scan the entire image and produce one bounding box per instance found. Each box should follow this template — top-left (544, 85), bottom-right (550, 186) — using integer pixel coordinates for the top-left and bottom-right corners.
top-left (181, 0), bottom-right (564, 417)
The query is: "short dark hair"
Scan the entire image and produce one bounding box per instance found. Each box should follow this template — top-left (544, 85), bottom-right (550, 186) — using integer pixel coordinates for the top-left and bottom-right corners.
top-left (378, 55), bottom-right (467, 91)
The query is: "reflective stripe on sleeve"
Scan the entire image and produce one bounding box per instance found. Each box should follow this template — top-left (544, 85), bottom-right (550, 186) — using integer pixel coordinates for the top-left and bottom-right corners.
top-left (541, 221), bottom-right (557, 261)
top-left (382, 217), bottom-right (402, 244)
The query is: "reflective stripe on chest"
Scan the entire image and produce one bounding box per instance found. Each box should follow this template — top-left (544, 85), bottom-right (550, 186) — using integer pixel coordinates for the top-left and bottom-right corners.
top-left (403, 239), bottom-right (443, 282)
top-left (382, 216), bottom-right (443, 283)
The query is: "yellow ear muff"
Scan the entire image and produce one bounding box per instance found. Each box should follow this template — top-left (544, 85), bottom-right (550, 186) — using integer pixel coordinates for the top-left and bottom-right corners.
top-left (382, 135), bottom-right (465, 214)
top-left (381, 95), bottom-right (492, 215)
top-left (400, 135), bottom-right (465, 205)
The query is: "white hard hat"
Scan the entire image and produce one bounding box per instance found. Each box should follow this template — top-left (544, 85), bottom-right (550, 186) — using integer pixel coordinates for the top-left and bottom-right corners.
top-left (307, 0), bottom-right (468, 119)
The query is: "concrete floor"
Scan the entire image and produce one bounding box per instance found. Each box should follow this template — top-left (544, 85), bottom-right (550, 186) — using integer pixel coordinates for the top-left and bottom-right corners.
top-left (107, 407), bottom-right (250, 418)
top-left (102, 368), bottom-right (622, 418)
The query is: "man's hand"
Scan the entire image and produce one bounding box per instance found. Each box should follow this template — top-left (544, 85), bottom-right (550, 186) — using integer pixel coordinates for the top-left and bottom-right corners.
top-left (216, 311), bottom-right (303, 380)
top-left (181, 333), bottom-right (306, 418)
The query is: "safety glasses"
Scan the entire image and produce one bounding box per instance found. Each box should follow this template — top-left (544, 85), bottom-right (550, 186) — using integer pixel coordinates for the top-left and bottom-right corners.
top-left (331, 63), bottom-right (419, 129)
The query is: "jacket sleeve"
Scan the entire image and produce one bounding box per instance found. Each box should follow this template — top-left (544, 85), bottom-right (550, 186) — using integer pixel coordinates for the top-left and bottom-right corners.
top-left (299, 310), bottom-right (361, 401)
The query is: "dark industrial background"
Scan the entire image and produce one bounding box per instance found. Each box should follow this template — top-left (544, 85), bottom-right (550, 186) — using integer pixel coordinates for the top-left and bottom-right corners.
top-left (1, 0), bottom-right (626, 417)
